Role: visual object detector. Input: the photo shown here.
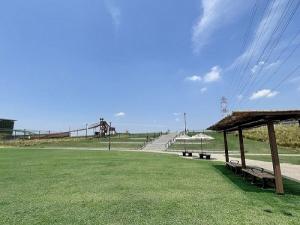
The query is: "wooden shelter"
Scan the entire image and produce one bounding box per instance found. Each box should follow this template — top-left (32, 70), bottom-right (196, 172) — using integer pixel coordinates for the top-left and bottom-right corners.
top-left (208, 110), bottom-right (300, 194)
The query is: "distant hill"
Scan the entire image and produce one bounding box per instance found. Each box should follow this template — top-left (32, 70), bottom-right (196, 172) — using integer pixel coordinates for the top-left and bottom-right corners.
top-left (243, 123), bottom-right (300, 148)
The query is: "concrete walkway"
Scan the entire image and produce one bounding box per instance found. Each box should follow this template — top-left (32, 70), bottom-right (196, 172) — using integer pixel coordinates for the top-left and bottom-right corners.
top-left (213, 153), bottom-right (300, 182)
top-left (142, 133), bottom-right (178, 151)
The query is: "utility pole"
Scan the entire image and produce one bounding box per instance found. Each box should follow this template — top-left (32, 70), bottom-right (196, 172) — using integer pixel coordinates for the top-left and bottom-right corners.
top-left (184, 113), bottom-right (187, 134)
top-left (99, 118), bottom-right (102, 140)
top-left (85, 123), bottom-right (88, 138)
top-left (108, 122), bottom-right (111, 151)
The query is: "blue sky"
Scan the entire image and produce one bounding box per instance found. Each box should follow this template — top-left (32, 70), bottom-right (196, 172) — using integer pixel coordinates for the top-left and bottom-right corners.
top-left (0, 0), bottom-right (300, 132)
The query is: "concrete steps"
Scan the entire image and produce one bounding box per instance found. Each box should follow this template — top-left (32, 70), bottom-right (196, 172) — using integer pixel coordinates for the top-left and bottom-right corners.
top-left (142, 133), bottom-right (178, 151)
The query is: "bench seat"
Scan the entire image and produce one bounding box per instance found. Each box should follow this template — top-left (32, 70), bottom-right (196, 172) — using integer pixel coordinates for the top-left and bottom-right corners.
top-left (242, 168), bottom-right (275, 188)
top-left (226, 161), bottom-right (242, 174)
top-left (199, 152), bottom-right (211, 160)
top-left (182, 152), bottom-right (193, 157)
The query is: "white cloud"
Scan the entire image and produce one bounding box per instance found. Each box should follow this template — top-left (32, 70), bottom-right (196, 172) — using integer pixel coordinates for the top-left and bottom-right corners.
top-left (264, 60), bottom-right (280, 71)
top-left (186, 75), bottom-right (202, 82)
top-left (251, 61), bottom-right (265, 74)
top-left (105, 0), bottom-right (121, 30)
top-left (185, 66), bottom-right (221, 84)
top-left (114, 112), bottom-right (125, 117)
top-left (237, 95), bottom-right (243, 100)
top-left (175, 118), bottom-right (180, 122)
top-left (203, 66), bottom-right (221, 83)
top-left (173, 113), bottom-right (181, 116)
top-left (249, 89), bottom-right (279, 100)
top-left (192, 0), bottom-right (247, 53)
top-left (200, 87), bottom-right (207, 93)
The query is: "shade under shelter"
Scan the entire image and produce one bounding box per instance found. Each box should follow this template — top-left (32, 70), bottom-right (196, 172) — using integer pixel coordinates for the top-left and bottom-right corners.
top-left (207, 110), bottom-right (300, 194)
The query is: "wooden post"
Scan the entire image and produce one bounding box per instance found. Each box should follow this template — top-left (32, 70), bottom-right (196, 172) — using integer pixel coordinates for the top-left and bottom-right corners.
top-left (238, 127), bottom-right (246, 168)
top-left (267, 121), bottom-right (284, 194)
top-left (223, 131), bottom-right (229, 163)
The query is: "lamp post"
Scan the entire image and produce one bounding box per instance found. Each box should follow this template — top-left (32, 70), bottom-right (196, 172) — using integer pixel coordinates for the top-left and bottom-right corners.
top-left (108, 122), bottom-right (111, 151)
top-left (184, 112), bottom-right (187, 134)
top-left (85, 123), bottom-right (88, 138)
top-left (183, 113), bottom-right (187, 152)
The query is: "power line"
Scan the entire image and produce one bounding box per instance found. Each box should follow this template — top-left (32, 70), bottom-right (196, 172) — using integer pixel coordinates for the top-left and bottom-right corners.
top-left (244, 31), bottom-right (300, 97)
top-left (236, 0), bottom-right (292, 99)
top-left (227, 0), bottom-right (259, 103)
top-left (272, 64), bottom-right (300, 91)
top-left (234, 0), bottom-right (300, 108)
top-left (238, 0), bottom-right (300, 101)
top-left (229, 1), bottom-right (274, 107)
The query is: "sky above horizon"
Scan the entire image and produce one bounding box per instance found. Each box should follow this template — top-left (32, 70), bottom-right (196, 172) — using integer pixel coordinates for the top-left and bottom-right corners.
top-left (0, 0), bottom-right (300, 133)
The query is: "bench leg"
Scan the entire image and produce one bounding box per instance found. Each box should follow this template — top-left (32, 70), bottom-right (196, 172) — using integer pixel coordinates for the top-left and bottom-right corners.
top-left (262, 178), bottom-right (266, 189)
top-left (243, 172), bottom-right (246, 180)
top-left (251, 176), bottom-right (256, 185)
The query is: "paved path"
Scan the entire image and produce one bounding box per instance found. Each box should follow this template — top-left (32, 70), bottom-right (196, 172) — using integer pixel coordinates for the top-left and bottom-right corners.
top-left (213, 153), bottom-right (300, 182)
top-left (142, 133), bottom-right (178, 151)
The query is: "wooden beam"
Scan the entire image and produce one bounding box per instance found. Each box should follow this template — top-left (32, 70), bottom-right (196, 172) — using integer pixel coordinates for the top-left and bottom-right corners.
top-left (267, 121), bottom-right (284, 194)
top-left (238, 128), bottom-right (246, 168)
top-left (223, 131), bottom-right (229, 162)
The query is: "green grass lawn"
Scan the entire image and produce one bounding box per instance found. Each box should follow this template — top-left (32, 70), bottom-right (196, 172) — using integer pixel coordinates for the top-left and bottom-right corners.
top-left (169, 132), bottom-right (300, 154)
top-left (0, 148), bottom-right (299, 225)
top-left (35, 139), bottom-right (143, 149)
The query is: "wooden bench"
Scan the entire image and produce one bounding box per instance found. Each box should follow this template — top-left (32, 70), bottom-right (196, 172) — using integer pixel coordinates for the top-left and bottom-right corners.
top-left (182, 152), bottom-right (193, 157)
top-left (242, 167), bottom-right (275, 188)
top-left (199, 152), bottom-right (211, 160)
top-left (226, 160), bottom-right (242, 174)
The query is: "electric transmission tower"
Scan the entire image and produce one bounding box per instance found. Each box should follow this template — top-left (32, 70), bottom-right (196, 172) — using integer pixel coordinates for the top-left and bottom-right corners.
top-left (221, 96), bottom-right (229, 118)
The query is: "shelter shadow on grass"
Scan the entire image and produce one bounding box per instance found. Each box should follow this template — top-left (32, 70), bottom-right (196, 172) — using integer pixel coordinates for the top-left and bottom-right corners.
top-left (212, 164), bottom-right (300, 196)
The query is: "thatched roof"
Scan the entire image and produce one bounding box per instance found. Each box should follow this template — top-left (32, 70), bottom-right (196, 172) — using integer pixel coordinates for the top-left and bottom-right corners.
top-left (208, 110), bottom-right (300, 132)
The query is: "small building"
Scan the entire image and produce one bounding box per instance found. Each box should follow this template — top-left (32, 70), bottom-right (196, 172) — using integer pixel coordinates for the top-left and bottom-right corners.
top-left (0, 118), bottom-right (16, 139)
